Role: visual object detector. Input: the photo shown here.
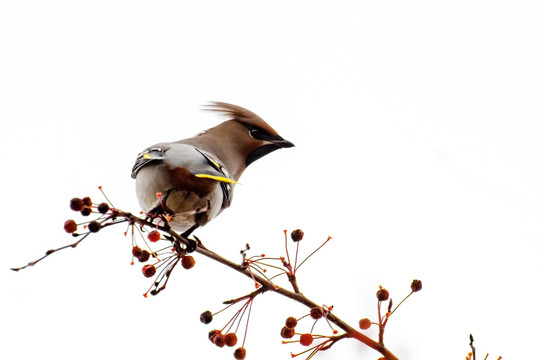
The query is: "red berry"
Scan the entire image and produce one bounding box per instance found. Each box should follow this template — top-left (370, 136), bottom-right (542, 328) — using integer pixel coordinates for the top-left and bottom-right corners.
top-left (225, 333), bottom-right (238, 347)
top-left (285, 316), bottom-right (298, 329)
top-left (142, 264), bottom-right (156, 278)
top-left (200, 310), bottom-right (213, 324)
top-left (280, 326), bottom-right (295, 339)
top-left (147, 230), bottom-right (161, 242)
top-left (82, 197), bottom-right (92, 207)
top-left (132, 246), bottom-right (143, 258)
top-left (70, 198), bottom-right (84, 211)
top-left (97, 202), bottom-right (109, 214)
top-left (377, 288), bottom-right (389, 301)
top-left (181, 255), bottom-right (195, 269)
top-left (359, 318), bottom-right (371, 330)
top-left (64, 219), bottom-right (78, 233)
top-left (213, 333), bottom-right (226, 347)
top-left (310, 307), bottom-right (323, 319)
top-left (80, 207), bottom-right (92, 216)
top-left (233, 347), bottom-right (246, 360)
top-left (411, 279), bottom-right (423, 292)
top-left (209, 329), bottom-right (221, 342)
top-left (291, 229), bottom-right (304, 242)
top-left (208, 329), bottom-right (226, 347)
top-left (88, 221), bottom-right (101, 233)
top-left (300, 333), bottom-right (313, 346)
top-left (138, 250), bottom-right (150, 262)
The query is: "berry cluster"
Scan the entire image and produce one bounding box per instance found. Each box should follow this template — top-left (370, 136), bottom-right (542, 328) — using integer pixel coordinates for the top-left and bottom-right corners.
top-left (353, 280), bottom-right (423, 346)
top-left (128, 226), bottom-right (196, 297)
top-left (64, 190), bottom-right (198, 297)
top-left (64, 196), bottom-right (112, 235)
top-left (196, 230), bottom-right (343, 360)
top-left (281, 306), bottom-right (343, 359)
top-left (64, 192), bottom-right (198, 298)
top-left (200, 298), bottom-right (253, 360)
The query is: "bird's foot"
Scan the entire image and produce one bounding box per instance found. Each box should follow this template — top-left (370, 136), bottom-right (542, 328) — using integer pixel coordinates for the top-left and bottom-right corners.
top-left (180, 224), bottom-right (201, 252)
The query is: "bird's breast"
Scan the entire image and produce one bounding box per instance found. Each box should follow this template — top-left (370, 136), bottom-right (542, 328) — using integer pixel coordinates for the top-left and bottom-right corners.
top-left (134, 163), bottom-right (224, 231)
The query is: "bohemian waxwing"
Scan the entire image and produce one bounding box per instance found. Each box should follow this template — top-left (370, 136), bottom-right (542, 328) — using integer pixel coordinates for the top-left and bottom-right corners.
top-left (131, 102), bottom-right (294, 236)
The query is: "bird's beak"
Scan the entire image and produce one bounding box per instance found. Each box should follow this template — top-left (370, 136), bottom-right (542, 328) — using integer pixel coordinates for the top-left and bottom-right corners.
top-left (245, 137), bottom-right (295, 166)
top-left (269, 138), bottom-right (295, 149)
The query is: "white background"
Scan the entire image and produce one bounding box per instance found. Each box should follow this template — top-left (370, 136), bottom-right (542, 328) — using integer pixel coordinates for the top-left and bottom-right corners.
top-left (2, 1), bottom-right (543, 359)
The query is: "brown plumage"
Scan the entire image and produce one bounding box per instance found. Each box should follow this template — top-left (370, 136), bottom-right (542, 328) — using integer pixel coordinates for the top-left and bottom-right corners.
top-left (131, 102), bottom-right (294, 235)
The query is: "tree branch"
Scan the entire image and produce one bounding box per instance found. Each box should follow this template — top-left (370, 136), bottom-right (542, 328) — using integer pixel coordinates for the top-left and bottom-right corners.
top-left (13, 207), bottom-right (400, 360)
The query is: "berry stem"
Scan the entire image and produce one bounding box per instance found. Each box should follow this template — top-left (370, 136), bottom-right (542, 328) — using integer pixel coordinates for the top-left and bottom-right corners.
top-left (377, 300), bottom-right (385, 345)
top-left (241, 298), bottom-right (253, 347)
top-left (294, 236), bottom-right (331, 272)
top-left (293, 241), bottom-right (300, 274)
top-left (283, 230), bottom-right (293, 274)
top-left (390, 291), bottom-right (414, 316)
top-left (98, 186), bottom-right (115, 208)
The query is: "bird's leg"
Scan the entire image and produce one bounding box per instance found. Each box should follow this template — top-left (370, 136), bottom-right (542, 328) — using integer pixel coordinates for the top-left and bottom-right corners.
top-left (181, 224), bottom-right (200, 252)
top-left (181, 224), bottom-right (199, 238)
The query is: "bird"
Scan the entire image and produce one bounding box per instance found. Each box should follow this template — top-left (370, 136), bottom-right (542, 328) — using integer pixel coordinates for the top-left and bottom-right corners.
top-left (131, 102), bottom-right (294, 237)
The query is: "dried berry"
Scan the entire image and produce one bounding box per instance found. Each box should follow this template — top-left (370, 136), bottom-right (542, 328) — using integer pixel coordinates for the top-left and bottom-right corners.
top-left (132, 246), bottom-right (143, 258)
top-left (209, 329), bottom-right (221, 342)
top-left (359, 318), bottom-right (371, 330)
top-left (213, 333), bottom-right (226, 347)
top-left (70, 198), bottom-right (84, 211)
top-left (138, 250), bottom-right (150, 263)
top-left (310, 307), bottom-right (323, 319)
top-left (82, 197), bottom-right (92, 207)
top-left (285, 316), bottom-right (298, 329)
top-left (88, 221), bottom-right (101, 233)
top-left (225, 333), bottom-right (238, 347)
top-left (299, 333), bottom-right (313, 346)
top-left (411, 279), bottom-right (423, 292)
top-left (291, 229), bottom-right (304, 242)
top-left (200, 310), bottom-right (213, 324)
top-left (142, 264), bottom-right (156, 278)
top-left (280, 326), bottom-right (295, 339)
top-left (233, 347), bottom-right (246, 360)
top-left (64, 219), bottom-right (78, 234)
top-left (377, 287), bottom-right (389, 301)
top-left (80, 207), bottom-right (92, 216)
top-left (147, 230), bottom-right (161, 242)
top-left (181, 255), bottom-right (195, 269)
top-left (97, 202), bottom-right (110, 214)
